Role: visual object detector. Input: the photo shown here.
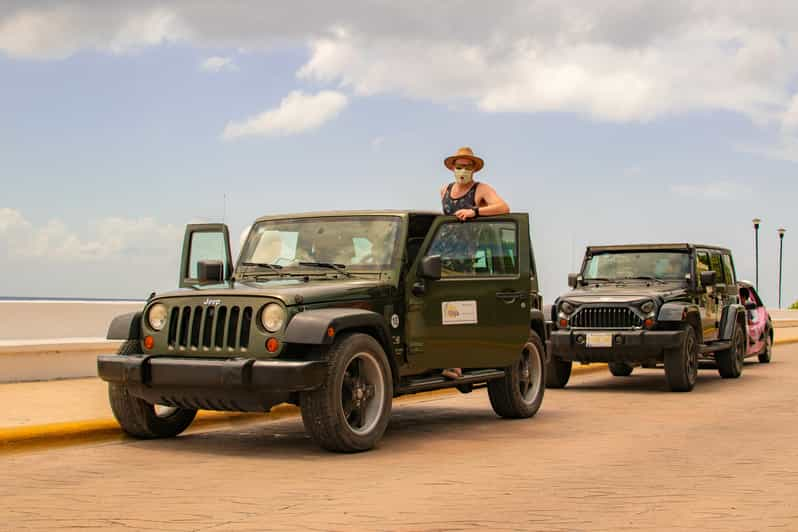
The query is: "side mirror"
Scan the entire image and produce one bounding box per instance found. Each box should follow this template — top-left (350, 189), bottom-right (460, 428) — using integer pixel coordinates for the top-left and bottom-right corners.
top-left (568, 273), bottom-right (580, 289)
top-left (700, 270), bottom-right (717, 288)
top-left (198, 260), bottom-right (224, 284)
top-left (744, 301), bottom-right (757, 311)
top-left (419, 255), bottom-right (442, 280)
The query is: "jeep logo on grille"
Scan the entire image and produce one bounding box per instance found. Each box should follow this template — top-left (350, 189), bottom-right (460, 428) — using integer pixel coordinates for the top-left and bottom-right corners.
top-left (203, 298), bottom-right (222, 306)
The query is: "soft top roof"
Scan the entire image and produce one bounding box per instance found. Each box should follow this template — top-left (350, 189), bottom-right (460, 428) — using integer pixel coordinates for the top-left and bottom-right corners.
top-left (587, 243), bottom-right (731, 254)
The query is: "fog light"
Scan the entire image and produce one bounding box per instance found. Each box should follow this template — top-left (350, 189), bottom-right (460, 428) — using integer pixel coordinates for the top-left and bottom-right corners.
top-left (143, 336), bottom-right (154, 350)
top-left (576, 335), bottom-right (586, 344)
top-left (266, 337), bottom-right (280, 353)
top-left (615, 335), bottom-right (623, 344)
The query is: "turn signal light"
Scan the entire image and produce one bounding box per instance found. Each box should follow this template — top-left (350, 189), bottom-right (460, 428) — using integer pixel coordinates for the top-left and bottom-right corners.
top-left (327, 327), bottom-right (335, 338)
top-left (559, 319), bottom-right (568, 328)
top-left (266, 337), bottom-right (280, 353)
top-left (644, 318), bottom-right (655, 329)
top-left (143, 336), bottom-right (154, 350)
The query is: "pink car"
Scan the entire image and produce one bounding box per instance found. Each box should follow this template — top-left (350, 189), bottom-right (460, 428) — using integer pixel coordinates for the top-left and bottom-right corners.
top-left (738, 281), bottom-right (773, 363)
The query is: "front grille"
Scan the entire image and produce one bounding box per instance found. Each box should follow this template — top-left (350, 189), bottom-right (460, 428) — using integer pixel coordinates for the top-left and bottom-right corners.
top-left (167, 305), bottom-right (253, 351)
top-left (570, 306), bottom-right (642, 329)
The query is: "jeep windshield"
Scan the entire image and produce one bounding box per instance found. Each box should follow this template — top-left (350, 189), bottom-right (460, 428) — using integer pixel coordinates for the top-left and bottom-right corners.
top-left (582, 251), bottom-right (690, 282)
top-left (238, 216), bottom-right (401, 276)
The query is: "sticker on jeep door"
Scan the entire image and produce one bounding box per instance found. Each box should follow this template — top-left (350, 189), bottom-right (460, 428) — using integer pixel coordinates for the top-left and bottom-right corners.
top-left (442, 301), bottom-right (478, 325)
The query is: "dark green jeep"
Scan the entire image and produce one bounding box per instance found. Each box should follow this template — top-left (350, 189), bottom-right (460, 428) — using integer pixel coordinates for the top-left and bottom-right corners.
top-left (547, 243), bottom-right (748, 392)
top-left (98, 211), bottom-right (547, 452)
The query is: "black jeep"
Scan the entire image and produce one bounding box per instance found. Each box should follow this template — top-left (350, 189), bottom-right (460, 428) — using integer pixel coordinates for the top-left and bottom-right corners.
top-left (547, 243), bottom-right (748, 392)
top-left (98, 210), bottom-right (547, 452)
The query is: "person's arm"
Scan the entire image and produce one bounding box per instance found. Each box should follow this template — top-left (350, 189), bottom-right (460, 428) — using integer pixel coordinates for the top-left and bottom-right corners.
top-left (454, 183), bottom-right (510, 220)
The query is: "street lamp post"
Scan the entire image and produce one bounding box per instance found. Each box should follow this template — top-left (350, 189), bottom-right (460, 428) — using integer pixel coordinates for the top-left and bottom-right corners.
top-left (753, 218), bottom-right (761, 290)
top-left (778, 228), bottom-right (786, 309)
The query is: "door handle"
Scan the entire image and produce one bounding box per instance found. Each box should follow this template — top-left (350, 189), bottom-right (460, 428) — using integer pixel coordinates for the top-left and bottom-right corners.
top-left (496, 291), bottom-right (524, 302)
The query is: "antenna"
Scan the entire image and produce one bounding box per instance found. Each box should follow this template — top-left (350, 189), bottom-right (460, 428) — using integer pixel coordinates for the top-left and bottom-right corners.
top-left (223, 193), bottom-right (227, 224)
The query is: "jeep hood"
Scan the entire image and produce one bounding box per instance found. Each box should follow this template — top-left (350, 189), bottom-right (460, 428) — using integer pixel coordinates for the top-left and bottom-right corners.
top-left (562, 283), bottom-right (688, 303)
top-left (151, 278), bottom-right (392, 306)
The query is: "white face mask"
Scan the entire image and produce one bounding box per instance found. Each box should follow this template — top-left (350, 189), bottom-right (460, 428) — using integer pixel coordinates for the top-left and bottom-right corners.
top-left (454, 167), bottom-right (474, 185)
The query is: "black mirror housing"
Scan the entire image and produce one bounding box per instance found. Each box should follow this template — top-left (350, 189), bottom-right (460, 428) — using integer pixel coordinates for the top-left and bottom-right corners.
top-left (198, 260), bottom-right (224, 284)
top-left (700, 270), bottom-right (717, 288)
top-left (568, 273), bottom-right (580, 289)
top-left (744, 301), bottom-right (758, 311)
top-left (419, 255), bottom-right (442, 280)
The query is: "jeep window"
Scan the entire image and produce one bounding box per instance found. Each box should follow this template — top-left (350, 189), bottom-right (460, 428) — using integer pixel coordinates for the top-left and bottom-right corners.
top-left (722, 253), bottom-right (736, 285)
top-left (427, 221), bottom-right (518, 277)
top-left (240, 217), bottom-right (401, 273)
top-left (188, 231), bottom-right (229, 279)
top-left (583, 251), bottom-right (690, 281)
top-left (696, 251), bottom-right (711, 286)
top-left (710, 252), bottom-right (724, 284)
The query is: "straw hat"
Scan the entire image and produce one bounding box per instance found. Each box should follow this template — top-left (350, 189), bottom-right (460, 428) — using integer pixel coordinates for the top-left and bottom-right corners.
top-left (444, 146), bottom-right (484, 172)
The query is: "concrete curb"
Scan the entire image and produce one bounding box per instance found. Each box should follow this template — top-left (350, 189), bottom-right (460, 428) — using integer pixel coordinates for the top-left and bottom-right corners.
top-left (0, 364), bottom-right (609, 454)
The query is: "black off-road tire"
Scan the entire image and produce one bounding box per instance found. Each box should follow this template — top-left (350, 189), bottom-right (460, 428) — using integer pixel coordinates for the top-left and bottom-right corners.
top-left (108, 340), bottom-right (197, 439)
top-left (758, 331), bottom-right (773, 364)
top-left (717, 323), bottom-right (746, 379)
top-left (545, 356), bottom-right (572, 389)
top-left (608, 362), bottom-right (634, 377)
top-left (300, 333), bottom-right (393, 453)
top-left (488, 332), bottom-right (546, 419)
top-left (664, 325), bottom-right (698, 392)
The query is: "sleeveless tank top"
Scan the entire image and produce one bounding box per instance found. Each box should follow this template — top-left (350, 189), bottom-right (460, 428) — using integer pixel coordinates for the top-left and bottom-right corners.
top-left (442, 182), bottom-right (480, 215)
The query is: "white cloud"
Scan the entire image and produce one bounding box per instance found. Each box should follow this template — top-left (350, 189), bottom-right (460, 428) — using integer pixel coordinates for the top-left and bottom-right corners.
top-left (199, 55), bottom-right (237, 72)
top-left (670, 182), bottom-right (753, 200)
top-left (222, 90), bottom-right (348, 140)
top-left (0, 208), bottom-right (182, 262)
top-left (2, 2), bottom-right (798, 128)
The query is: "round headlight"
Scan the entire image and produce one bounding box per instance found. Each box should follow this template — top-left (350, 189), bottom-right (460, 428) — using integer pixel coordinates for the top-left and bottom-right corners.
top-left (261, 303), bottom-right (286, 332)
top-left (560, 301), bottom-right (575, 315)
top-left (640, 301), bottom-right (655, 314)
top-left (147, 303), bottom-right (168, 331)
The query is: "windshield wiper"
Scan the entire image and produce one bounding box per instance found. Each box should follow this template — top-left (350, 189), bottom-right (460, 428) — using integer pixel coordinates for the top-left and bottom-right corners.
top-left (298, 261), bottom-right (354, 277)
top-left (240, 262), bottom-right (284, 274)
top-left (583, 277), bottom-right (613, 282)
top-left (621, 276), bottom-right (665, 284)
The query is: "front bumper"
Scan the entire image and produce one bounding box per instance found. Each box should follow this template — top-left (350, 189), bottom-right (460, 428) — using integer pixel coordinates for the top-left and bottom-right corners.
top-left (548, 329), bottom-right (684, 363)
top-left (97, 355), bottom-right (327, 412)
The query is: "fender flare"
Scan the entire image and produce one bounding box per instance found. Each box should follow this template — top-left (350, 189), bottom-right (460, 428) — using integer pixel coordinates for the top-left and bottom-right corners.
top-left (658, 302), bottom-right (702, 341)
top-left (107, 312), bottom-right (142, 340)
top-left (284, 308), bottom-right (397, 383)
top-left (719, 304), bottom-right (746, 341)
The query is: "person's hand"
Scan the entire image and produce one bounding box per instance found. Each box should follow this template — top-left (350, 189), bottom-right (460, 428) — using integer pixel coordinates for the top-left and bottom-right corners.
top-left (454, 209), bottom-right (475, 221)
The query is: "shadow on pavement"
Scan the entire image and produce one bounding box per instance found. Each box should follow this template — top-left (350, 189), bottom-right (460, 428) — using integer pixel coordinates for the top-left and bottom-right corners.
top-left (131, 395), bottom-right (540, 458)
top-left (564, 365), bottom-right (768, 393)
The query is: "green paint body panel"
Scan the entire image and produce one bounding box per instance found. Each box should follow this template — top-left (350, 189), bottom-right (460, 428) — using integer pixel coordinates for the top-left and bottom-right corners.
top-left (135, 210), bottom-right (543, 380)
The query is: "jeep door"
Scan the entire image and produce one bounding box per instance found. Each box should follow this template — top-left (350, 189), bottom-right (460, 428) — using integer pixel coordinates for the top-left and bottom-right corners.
top-left (405, 216), bottom-right (530, 370)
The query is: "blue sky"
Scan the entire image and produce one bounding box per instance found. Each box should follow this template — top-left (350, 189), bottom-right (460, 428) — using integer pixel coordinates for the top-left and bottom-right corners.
top-left (1, 2), bottom-right (797, 307)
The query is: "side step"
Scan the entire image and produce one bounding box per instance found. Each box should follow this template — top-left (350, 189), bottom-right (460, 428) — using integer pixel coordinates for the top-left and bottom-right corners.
top-left (398, 369), bottom-right (505, 395)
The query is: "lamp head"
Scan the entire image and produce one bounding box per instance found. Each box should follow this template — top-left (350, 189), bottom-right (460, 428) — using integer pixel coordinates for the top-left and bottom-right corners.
top-left (778, 227), bottom-right (786, 238)
top-left (752, 217), bottom-right (761, 228)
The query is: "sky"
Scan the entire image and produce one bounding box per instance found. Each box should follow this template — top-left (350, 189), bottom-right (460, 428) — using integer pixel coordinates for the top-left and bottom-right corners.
top-left (1, 1), bottom-right (797, 307)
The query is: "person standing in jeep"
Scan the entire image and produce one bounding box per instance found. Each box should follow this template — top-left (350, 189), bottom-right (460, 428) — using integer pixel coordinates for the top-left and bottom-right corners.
top-left (439, 146), bottom-right (511, 379)
top-left (440, 147), bottom-right (510, 221)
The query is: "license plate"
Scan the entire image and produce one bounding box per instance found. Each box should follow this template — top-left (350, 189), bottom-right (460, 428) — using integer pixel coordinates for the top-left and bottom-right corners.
top-left (586, 333), bottom-right (613, 348)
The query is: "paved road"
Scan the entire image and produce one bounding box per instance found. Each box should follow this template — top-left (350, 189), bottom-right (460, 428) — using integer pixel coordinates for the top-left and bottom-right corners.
top-left (3, 345), bottom-right (798, 531)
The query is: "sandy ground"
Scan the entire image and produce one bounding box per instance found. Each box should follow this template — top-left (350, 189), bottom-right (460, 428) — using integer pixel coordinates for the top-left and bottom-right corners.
top-left (1, 344), bottom-right (797, 531)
